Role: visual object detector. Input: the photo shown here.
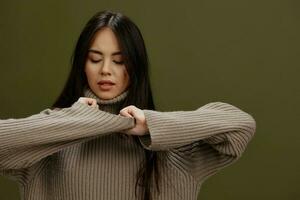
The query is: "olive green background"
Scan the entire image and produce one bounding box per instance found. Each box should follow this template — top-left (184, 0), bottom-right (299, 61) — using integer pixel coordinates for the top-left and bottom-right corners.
top-left (0, 0), bottom-right (299, 199)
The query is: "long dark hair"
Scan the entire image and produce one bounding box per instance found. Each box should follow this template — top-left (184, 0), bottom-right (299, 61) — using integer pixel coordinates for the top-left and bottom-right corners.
top-left (52, 10), bottom-right (160, 200)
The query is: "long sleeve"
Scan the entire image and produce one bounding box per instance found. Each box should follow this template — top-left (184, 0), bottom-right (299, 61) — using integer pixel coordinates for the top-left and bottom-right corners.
top-left (0, 101), bottom-right (135, 170)
top-left (139, 101), bottom-right (255, 152)
top-left (138, 101), bottom-right (256, 181)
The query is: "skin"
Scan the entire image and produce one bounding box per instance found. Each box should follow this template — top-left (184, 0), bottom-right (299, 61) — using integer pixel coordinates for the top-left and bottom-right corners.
top-left (85, 27), bottom-right (129, 100)
top-left (78, 27), bottom-right (149, 136)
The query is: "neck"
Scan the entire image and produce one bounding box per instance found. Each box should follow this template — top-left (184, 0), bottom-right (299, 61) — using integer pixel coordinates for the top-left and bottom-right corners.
top-left (83, 86), bottom-right (128, 114)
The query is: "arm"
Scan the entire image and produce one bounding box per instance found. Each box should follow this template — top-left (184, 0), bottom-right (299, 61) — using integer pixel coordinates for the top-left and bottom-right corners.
top-left (0, 101), bottom-right (135, 170)
top-left (138, 101), bottom-right (256, 153)
top-left (138, 102), bottom-right (256, 181)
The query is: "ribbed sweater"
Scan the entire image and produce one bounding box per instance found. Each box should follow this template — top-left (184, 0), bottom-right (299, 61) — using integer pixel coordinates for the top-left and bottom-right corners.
top-left (0, 87), bottom-right (256, 200)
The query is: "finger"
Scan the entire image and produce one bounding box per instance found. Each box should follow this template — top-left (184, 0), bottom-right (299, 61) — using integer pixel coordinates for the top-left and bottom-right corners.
top-left (119, 111), bottom-right (134, 118)
top-left (89, 99), bottom-right (98, 108)
top-left (91, 99), bottom-right (98, 107)
top-left (125, 106), bottom-right (138, 117)
top-left (88, 98), bottom-right (96, 106)
top-left (78, 97), bottom-right (97, 107)
top-left (119, 108), bottom-right (134, 118)
top-left (123, 108), bottom-right (138, 125)
top-left (127, 107), bottom-right (143, 121)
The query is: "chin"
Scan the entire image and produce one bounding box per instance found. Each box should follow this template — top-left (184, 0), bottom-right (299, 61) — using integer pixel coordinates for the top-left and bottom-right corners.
top-left (97, 91), bottom-right (117, 100)
top-left (100, 95), bottom-right (114, 100)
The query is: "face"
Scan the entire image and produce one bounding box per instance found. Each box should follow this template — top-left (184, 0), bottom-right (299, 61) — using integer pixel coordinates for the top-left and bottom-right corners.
top-left (85, 27), bottom-right (130, 100)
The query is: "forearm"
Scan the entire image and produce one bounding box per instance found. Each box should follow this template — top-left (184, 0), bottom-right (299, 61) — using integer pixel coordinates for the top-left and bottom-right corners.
top-left (0, 101), bottom-right (134, 169)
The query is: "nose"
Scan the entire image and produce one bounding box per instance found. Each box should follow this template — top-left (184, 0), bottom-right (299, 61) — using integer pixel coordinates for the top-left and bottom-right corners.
top-left (99, 59), bottom-right (111, 75)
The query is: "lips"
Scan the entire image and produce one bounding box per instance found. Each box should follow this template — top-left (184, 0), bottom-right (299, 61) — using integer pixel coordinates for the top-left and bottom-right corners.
top-left (98, 80), bottom-right (115, 85)
top-left (97, 80), bottom-right (115, 91)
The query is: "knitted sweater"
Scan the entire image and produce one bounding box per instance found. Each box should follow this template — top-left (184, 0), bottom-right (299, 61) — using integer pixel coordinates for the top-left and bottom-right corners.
top-left (0, 87), bottom-right (256, 200)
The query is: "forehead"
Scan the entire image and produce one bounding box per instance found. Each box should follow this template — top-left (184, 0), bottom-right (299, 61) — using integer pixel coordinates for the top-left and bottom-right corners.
top-left (89, 27), bottom-right (121, 53)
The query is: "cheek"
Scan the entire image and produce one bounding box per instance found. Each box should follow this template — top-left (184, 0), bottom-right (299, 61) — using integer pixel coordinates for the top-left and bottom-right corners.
top-left (85, 65), bottom-right (97, 79)
top-left (122, 69), bottom-right (130, 86)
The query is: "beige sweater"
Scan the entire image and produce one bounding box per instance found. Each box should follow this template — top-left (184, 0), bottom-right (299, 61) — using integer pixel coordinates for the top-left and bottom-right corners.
top-left (0, 87), bottom-right (256, 200)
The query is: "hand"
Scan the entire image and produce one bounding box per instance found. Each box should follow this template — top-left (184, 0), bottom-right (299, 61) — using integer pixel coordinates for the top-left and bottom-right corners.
top-left (76, 97), bottom-right (98, 108)
top-left (119, 105), bottom-right (149, 136)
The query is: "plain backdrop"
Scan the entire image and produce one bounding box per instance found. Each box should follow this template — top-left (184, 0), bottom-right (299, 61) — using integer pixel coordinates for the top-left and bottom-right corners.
top-left (0, 0), bottom-right (299, 199)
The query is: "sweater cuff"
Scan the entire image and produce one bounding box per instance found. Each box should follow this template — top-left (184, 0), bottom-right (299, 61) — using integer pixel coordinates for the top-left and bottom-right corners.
top-left (138, 131), bottom-right (152, 150)
top-left (138, 109), bottom-right (191, 151)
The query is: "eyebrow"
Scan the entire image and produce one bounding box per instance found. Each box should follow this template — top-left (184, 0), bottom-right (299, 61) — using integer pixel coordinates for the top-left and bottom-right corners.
top-left (88, 49), bottom-right (122, 56)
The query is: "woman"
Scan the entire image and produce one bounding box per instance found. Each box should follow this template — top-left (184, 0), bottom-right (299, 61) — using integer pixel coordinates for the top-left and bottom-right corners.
top-left (0, 10), bottom-right (256, 200)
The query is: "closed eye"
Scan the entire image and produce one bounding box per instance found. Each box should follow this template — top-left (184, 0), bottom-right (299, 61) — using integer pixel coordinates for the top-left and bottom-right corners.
top-left (89, 59), bottom-right (124, 65)
top-left (90, 59), bottom-right (101, 63)
top-left (114, 60), bottom-right (124, 65)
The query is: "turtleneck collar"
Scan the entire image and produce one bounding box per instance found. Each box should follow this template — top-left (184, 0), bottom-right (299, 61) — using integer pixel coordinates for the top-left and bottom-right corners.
top-left (83, 86), bottom-right (129, 114)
